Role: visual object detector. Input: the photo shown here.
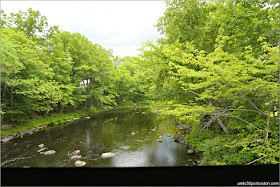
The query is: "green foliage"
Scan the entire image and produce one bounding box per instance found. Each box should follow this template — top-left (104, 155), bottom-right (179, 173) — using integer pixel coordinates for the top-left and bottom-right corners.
top-left (140, 0), bottom-right (279, 165)
top-left (1, 2), bottom-right (279, 166)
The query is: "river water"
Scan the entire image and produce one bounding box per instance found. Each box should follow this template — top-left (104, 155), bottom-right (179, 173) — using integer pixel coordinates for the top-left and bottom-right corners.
top-left (1, 108), bottom-right (201, 167)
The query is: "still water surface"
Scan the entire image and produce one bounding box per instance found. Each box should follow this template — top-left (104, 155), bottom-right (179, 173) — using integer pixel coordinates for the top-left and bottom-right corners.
top-left (1, 108), bottom-right (201, 167)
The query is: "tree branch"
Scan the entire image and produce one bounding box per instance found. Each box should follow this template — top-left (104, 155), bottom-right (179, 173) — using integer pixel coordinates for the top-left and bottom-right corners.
top-left (245, 156), bottom-right (267, 165)
top-left (199, 110), bottom-right (228, 133)
top-left (227, 109), bottom-right (266, 116)
top-left (265, 101), bottom-right (274, 140)
top-left (187, 90), bottom-right (212, 105)
top-left (265, 101), bottom-right (274, 149)
top-left (215, 71), bottom-right (268, 117)
top-left (223, 114), bottom-right (262, 131)
top-left (217, 118), bottom-right (228, 134)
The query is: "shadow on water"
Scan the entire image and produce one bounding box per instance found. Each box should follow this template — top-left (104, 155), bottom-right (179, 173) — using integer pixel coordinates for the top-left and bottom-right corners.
top-left (1, 108), bottom-right (201, 167)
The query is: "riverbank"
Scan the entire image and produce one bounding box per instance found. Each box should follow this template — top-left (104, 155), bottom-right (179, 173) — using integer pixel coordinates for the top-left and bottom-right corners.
top-left (1, 105), bottom-right (168, 141)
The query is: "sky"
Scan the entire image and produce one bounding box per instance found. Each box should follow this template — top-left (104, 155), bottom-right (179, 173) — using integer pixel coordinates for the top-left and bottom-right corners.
top-left (1, 1), bottom-right (167, 57)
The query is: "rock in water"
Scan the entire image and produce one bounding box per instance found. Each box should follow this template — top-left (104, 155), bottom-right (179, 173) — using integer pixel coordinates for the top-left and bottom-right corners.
top-left (75, 160), bottom-right (86, 167)
top-left (38, 148), bottom-right (47, 152)
top-left (70, 155), bottom-right (82, 159)
top-left (44, 150), bottom-right (56, 155)
top-left (38, 144), bottom-right (44, 148)
top-left (176, 123), bottom-right (188, 130)
top-left (159, 136), bottom-right (163, 139)
top-left (101, 153), bottom-right (115, 158)
top-left (187, 149), bottom-right (195, 155)
top-left (68, 150), bottom-right (81, 157)
top-left (174, 135), bottom-right (185, 144)
top-left (1, 136), bottom-right (13, 143)
top-left (84, 116), bottom-right (91, 119)
top-left (131, 132), bottom-right (136, 136)
top-left (156, 139), bottom-right (163, 142)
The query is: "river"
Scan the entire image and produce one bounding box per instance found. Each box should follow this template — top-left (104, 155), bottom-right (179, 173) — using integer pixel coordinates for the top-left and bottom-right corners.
top-left (1, 108), bottom-right (201, 167)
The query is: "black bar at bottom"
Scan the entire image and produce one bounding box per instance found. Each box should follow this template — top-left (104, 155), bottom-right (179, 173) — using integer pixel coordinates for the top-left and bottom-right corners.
top-left (1, 165), bottom-right (279, 186)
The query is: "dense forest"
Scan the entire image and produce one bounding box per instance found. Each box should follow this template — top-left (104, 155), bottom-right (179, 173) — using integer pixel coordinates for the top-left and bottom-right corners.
top-left (1, 0), bottom-right (279, 165)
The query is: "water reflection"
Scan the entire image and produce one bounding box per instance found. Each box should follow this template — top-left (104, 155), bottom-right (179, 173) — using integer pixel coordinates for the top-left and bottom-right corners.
top-left (1, 108), bottom-right (201, 167)
top-left (153, 136), bottom-right (177, 166)
top-left (112, 151), bottom-right (148, 167)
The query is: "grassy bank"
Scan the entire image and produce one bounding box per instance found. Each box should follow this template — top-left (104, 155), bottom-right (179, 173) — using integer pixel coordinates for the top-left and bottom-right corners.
top-left (1, 110), bottom-right (90, 136)
top-left (1, 101), bottom-right (168, 136)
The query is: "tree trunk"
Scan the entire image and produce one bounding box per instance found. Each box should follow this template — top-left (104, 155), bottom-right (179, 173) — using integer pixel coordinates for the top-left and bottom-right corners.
top-left (60, 105), bottom-right (64, 113)
top-left (10, 87), bottom-right (13, 107)
top-left (44, 110), bottom-right (49, 118)
top-left (10, 87), bottom-right (14, 121)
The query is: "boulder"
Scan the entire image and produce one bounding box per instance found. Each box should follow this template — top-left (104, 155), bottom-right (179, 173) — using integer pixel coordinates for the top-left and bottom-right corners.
top-left (47, 123), bottom-right (53, 126)
top-left (72, 118), bottom-right (79, 120)
top-left (176, 123), bottom-right (188, 130)
top-left (44, 150), bottom-right (56, 155)
top-left (38, 144), bottom-right (44, 148)
top-left (74, 160), bottom-right (86, 167)
top-left (174, 135), bottom-right (185, 144)
top-left (70, 155), bottom-right (82, 159)
top-left (38, 148), bottom-right (47, 152)
top-left (1, 136), bottom-right (13, 143)
top-left (187, 149), bottom-right (195, 155)
top-left (101, 152), bottom-right (115, 158)
top-left (68, 150), bottom-right (81, 157)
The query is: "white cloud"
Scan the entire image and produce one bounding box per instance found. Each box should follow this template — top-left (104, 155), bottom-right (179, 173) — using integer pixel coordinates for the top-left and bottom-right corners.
top-left (2, 1), bottom-right (166, 57)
